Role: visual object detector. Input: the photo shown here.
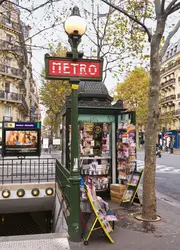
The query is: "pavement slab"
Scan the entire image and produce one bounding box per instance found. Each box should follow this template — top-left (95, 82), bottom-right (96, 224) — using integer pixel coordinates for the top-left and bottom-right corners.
top-left (70, 196), bottom-right (180, 250)
top-left (0, 233), bottom-right (70, 250)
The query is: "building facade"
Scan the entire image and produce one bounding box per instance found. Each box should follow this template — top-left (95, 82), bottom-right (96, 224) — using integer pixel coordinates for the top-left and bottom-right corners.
top-left (160, 39), bottom-right (180, 131)
top-left (160, 39), bottom-right (180, 148)
top-left (0, 1), bottom-right (39, 123)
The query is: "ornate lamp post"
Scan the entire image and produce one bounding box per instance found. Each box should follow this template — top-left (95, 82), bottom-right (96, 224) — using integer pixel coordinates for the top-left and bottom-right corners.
top-left (64, 6), bottom-right (86, 242)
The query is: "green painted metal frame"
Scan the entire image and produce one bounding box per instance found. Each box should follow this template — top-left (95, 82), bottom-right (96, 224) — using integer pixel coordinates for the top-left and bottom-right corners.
top-left (56, 160), bottom-right (70, 223)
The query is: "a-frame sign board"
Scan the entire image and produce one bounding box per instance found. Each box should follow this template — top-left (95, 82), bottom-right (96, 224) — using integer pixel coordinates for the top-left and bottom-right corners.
top-left (83, 184), bottom-right (114, 245)
top-left (120, 170), bottom-right (143, 208)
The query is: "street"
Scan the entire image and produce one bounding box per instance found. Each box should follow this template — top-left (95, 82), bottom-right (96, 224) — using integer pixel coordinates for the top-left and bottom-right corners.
top-left (137, 151), bottom-right (180, 203)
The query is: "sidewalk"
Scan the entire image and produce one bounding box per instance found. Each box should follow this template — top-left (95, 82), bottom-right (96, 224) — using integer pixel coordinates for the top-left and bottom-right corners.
top-left (69, 197), bottom-right (180, 250)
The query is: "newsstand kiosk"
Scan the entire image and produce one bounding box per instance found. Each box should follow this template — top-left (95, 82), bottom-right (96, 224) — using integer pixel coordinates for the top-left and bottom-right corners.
top-left (61, 81), bottom-right (137, 244)
top-left (61, 81), bottom-right (136, 188)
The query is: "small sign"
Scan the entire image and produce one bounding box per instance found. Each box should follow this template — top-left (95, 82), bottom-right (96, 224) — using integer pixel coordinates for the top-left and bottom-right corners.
top-left (4, 122), bottom-right (40, 129)
top-left (45, 56), bottom-right (103, 81)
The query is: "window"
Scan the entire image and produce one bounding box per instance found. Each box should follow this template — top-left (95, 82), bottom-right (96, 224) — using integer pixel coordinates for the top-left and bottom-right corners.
top-left (4, 105), bottom-right (11, 117)
top-left (5, 82), bottom-right (10, 92)
top-left (170, 49), bottom-right (173, 56)
top-left (174, 45), bottom-right (178, 53)
top-left (4, 13), bottom-right (11, 24)
top-left (166, 51), bottom-right (169, 59)
top-left (5, 57), bottom-right (11, 66)
top-left (6, 34), bottom-right (12, 43)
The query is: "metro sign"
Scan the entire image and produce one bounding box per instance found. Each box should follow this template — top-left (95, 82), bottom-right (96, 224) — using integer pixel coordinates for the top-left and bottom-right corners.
top-left (45, 56), bottom-right (103, 81)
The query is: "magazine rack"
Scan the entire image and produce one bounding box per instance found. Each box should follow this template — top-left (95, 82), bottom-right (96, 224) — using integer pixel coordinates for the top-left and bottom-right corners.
top-left (120, 170), bottom-right (143, 208)
top-left (82, 184), bottom-right (114, 245)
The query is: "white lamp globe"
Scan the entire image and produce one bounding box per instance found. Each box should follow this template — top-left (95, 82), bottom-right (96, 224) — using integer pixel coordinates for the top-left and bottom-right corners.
top-left (64, 7), bottom-right (86, 36)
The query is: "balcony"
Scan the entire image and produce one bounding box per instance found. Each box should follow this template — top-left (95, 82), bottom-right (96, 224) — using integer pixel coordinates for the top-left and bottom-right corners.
top-left (0, 91), bottom-right (28, 114)
top-left (3, 116), bottom-right (13, 122)
top-left (30, 93), bottom-right (39, 108)
top-left (161, 60), bottom-right (180, 74)
top-left (2, 1), bottom-right (20, 13)
top-left (0, 39), bottom-right (23, 54)
top-left (0, 64), bottom-right (23, 79)
top-left (175, 109), bottom-right (180, 116)
top-left (161, 94), bottom-right (176, 105)
top-left (161, 78), bottom-right (176, 89)
top-left (0, 16), bottom-right (21, 33)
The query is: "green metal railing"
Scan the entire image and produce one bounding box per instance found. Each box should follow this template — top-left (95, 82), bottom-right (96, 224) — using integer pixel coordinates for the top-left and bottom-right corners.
top-left (56, 160), bottom-right (70, 224)
top-left (56, 160), bottom-right (70, 223)
top-left (55, 159), bottom-right (81, 242)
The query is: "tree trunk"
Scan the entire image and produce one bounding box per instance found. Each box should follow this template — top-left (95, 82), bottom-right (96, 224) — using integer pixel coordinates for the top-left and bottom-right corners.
top-left (142, 17), bottom-right (166, 220)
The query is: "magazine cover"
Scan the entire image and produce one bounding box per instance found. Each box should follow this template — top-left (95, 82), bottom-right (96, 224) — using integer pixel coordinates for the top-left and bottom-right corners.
top-left (130, 174), bottom-right (140, 186)
top-left (123, 190), bottom-right (134, 201)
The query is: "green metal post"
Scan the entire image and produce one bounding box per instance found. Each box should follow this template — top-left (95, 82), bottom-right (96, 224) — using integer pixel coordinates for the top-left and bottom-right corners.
top-left (68, 82), bottom-right (81, 242)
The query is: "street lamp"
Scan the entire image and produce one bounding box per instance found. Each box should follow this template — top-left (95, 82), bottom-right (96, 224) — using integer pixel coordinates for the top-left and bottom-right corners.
top-left (64, 6), bottom-right (86, 60)
top-left (64, 6), bottom-right (86, 242)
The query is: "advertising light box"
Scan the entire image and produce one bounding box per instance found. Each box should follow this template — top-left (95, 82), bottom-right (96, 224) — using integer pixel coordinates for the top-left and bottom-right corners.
top-left (2, 122), bottom-right (41, 157)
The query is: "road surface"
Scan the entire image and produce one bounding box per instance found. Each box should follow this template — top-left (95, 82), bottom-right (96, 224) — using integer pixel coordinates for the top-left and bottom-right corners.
top-left (137, 151), bottom-right (180, 202)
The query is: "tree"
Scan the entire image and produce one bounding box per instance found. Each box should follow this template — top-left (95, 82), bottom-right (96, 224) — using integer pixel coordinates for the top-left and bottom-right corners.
top-left (101, 0), bottom-right (180, 220)
top-left (40, 43), bottom-right (71, 137)
top-left (82, 0), bottom-right (150, 82)
top-left (115, 67), bottom-right (149, 147)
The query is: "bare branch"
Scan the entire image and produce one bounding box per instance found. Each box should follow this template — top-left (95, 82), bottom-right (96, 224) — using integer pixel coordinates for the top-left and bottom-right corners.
top-left (4, 0), bottom-right (62, 14)
top-left (160, 19), bottom-right (180, 60)
top-left (100, 7), bottom-right (111, 46)
top-left (85, 33), bottom-right (98, 47)
top-left (161, 0), bottom-right (166, 13)
top-left (167, 2), bottom-right (180, 15)
top-left (101, 0), bottom-right (152, 42)
top-left (165, 0), bottom-right (178, 15)
top-left (24, 22), bottom-right (62, 42)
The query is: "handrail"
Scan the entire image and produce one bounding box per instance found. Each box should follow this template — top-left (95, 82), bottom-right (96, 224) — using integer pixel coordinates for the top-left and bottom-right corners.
top-left (0, 157), bottom-right (56, 184)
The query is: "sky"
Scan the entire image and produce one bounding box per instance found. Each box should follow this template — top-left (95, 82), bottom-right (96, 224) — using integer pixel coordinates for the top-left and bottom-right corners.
top-left (18, 0), bottom-right (180, 110)
top-left (19, 0), bottom-right (122, 93)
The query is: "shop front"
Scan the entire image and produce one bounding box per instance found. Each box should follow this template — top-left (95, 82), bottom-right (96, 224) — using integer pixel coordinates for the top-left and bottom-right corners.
top-left (161, 130), bottom-right (179, 149)
top-left (61, 81), bottom-right (136, 190)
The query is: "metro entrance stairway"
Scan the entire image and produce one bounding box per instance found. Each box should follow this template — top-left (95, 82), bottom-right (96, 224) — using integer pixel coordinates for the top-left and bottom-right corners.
top-left (0, 211), bottom-right (52, 236)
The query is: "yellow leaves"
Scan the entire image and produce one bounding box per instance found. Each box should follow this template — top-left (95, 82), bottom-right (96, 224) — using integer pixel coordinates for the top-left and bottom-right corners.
top-left (39, 43), bottom-right (71, 133)
top-left (115, 67), bottom-right (149, 126)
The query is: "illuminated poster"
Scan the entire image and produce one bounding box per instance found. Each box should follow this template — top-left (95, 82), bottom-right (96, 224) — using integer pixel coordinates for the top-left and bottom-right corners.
top-left (2, 122), bottom-right (41, 157)
top-left (5, 131), bottom-right (38, 152)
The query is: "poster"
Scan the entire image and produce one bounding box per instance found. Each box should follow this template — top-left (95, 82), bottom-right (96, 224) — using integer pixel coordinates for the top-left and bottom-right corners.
top-left (53, 138), bottom-right (61, 145)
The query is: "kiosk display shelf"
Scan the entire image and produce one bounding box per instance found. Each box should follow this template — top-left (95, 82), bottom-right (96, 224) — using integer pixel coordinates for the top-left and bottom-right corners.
top-left (117, 119), bottom-right (136, 184)
top-left (79, 122), bottom-right (111, 192)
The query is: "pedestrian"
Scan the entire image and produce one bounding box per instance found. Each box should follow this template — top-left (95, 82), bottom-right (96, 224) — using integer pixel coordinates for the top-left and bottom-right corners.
top-left (170, 141), bottom-right (174, 154)
top-left (49, 143), bottom-right (53, 154)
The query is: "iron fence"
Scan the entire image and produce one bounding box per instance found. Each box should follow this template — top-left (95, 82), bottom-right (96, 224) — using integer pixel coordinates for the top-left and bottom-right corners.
top-left (0, 157), bottom-right (56, 184)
